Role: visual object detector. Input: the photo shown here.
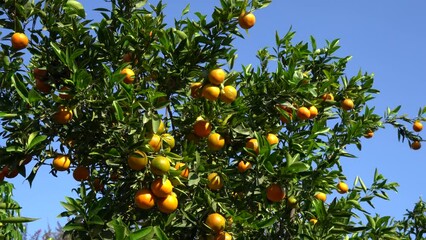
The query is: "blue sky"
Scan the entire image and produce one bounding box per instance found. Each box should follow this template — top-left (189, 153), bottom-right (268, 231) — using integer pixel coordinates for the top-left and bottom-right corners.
top-left (5, 0), bottom-right (426, 235)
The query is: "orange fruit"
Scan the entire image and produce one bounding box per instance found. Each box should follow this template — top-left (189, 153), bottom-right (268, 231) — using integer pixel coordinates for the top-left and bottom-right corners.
top-left (53, 106), bottom-right (73, 124)
top-left (149, 134), bottom-right (162, 152)
top-left (35, 78), bottom-right (51, 93)
top-left (364, 130), bottom-right (374, 139)
top-left (11, 32), bottom-right (29, 50)
top-left (190, 82), bottom-right (203, 98)
top-left (4, 167), bottom-right (19, 179)
top-left (278, 105), bottom-right (293, 123)
top-left (315, 192), bottom-right (327, 202)
top-left (266, 133), bottom-right (279, 145)
top-left (157, 192), bottom-right (178, 214)
top-left (21, 155), bottom-right (32, 166)
top-left (337, 182), bottom-right (349, 194)
top-left (214, 231), bottom-right (232, 240)
top-left (205, 213), bottom-right (226, 233)
top-left (33, 68), bottom-right (48, 79)
top-left (150, 155), bottom-right (171, 175)
top-left (341, 99), bottom-right (354, 111)
top-left (134, 189), bottom-right (155, 210)
top-left (219, 85), bottom-right (237, 104)
top-left (322, 93), bottom-right (334, 101)
top-left (237, 160), bottom-right (252, 173)
top-left (193, 120), bottom-right (212, 138)
top-left (93, 178), bottom-right (104, 192)
top-left (413, 120), bottom-right (423, 132)
top-left (297, 106), bottom-right (311, 120)
top-left (151, 178), bottom-right (173, 198)
top-left (208, 68), bottom-right (226, 85)
top-left (207, 172), bottom-right (223, 191)
top-left (309, 106), bottom-right (318, 119)
top-left (202, 84), bottom-right (220, 101)
top-left (53, 155), bottom-right (71, 171)
top-left (120, 68), bottom-right (135, 84)
top-left (73, 166), bottom-right (89, 181)
top-left (175, 162), bottom-right (189, 178)
top-left (161, 133), bottom-right (175, 150)
top-left (266, 183), bottom-right (285, 202)
top-left (245, 138), bottom-right (259, 154)
top-left (238, 12), bottom-right (256, 29)
top-left (207, 133), bottom-right (225, 151)
top-left (127, 150), bottom-right (148, 170)
top-left (59, 86), bottom-right (73, 100)
top-left (411, 140), bottom-right (421, 150)
top-left (309, 218), bottom-right (318, 225)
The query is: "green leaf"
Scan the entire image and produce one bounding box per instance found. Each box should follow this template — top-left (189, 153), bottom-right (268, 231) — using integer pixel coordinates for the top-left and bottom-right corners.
top-left (11, 75), bottom-right (29, 103)
top-left (182, 4), bottom-right (190, 15)
top-left (154, 226), bottom-right (169, 240)
top-left (0, 203), bottom-right (21, 210)
top-left (0, 217), bottom-right (38, 223)
top-left (130, 226), bottom-right (154, 240)
top-left (26, 132), bottom-right (47, 150)
top-left (256, 216), bottom-right (277, 228)
top-left (0, 112), bottom-right (17, 118)
top-left (113, 100), bottom-right (124, 122)
top-left (64, 0), bottom-right (86, 18)
top-left (286, 162), bottom-right (310, 173)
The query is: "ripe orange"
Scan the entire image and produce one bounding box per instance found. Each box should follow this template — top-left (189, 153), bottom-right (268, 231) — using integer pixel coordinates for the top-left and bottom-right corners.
top-left (208, 68), bottom-right (226, 85)
top-left (322, 93), bottom-right (334, 101)
top-left (214, 231), bottom-right (232, 240)
top-left (175, 162), bottom-right (189, 178)
top-left (193, 120), bottom-right (212, 138)
top-left (11, 32), bottom-right (29, 50)
top-left (309, 218), bottom-right (318, 225)
top-left (127, 150), bottom-right (148, 170)
top-left (190, 82), bottom-right (203, 98)
top-left (53, 155), bottom-right (71, 171)
top-left (315, 192), bottom-right (327, 202)
top-left (245, 138), bottom-right (259, 154)
top-left (59, 86), bottom-right (73, 100)
top-left (122, 52), bottom-right (138, 64)
top-left (364, 130), bottom-right (374, 139)
top-left (120, 68), bottom-right (135, 84)
top-left (278, 105), bottom-right (293, 123)
top-left (266, 133), bottom-right (279, 145)
top-left (151, 178), bottom-right (173, 198)
top-left (297, 106), bottom-right (311, 120)
top-left (33, 68), bottom-right (48, 79)
top-left (150, 155), bottom-right (171, 175)
top-left (134, 189), bottom-right (155, 210)
top-left (207, 133), bottom-right (225, 151)
top-left (35, 78), bottom-right (51, 93)
top-left (205, 213), bottom-right (226, 233)
top-left (207, 172), bottom-right (223, 191)
top-left (161, 133), bottom-right (175, 150)
top-left (93, 178), bottom-right (104, 192)
top-left (149, 134), bottom-right (162, 152)
top-left (413, 121), bottom-right (423, 132)
top-left (237, 160), bottom-right (252, 173)
top-left (238, 12), bottom-right (256, 29)
top-left (54, 106), bottom-right (73, 124)
top-left (411, 140), bottom-right (421, 150)
top-left (337, 182), bottom-right (349, 194)
top-left (73, 166), bottom-right (89, 181)
top-left (157, 192), bottom-right (178, 214)
top-left (219, 85), bottom-right (237, 104)
top-left (309, 106), bottom-right (318, 119)
top-left (4, 167), bottom-right (19, 179)
top-left (266, 183), bottom-right (285, 202)
top-left (202, 84), bottom-right (221, 101)
top-left (341, 98), bottom-right (354, 111)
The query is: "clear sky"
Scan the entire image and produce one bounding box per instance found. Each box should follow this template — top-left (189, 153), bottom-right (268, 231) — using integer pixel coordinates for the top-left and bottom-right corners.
top-left (5, 0), bottom-right (426, 235)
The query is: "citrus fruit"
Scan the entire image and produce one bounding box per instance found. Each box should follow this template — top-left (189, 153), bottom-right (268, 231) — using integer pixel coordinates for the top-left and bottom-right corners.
top-left (315, 192), bottom-right (327, 202)
top-left (341, 99), bottom-right (354, 111)
top-left (413, 120), bottom-right (423, 132)
top-left (134, 189), bottom-right (155, 210)
top-left (161, 133), bottom-right (175, 150)
top-left (207, 172), bottom-right (223, 191)
top-left (266, 133), bottom-right (279, 145)
top-left (11, 32), bottom-right (29, 50)
top-left (33, 68), bottom-right (48, 79)
top-left (53, 155), bottom-right (71, 171)
top-left (151, 178), bottom-right (173, 198)
top-left (205, 213), bottom-right (226, 233)
top-left (337, 182), bottom-right (349, 194)
top-left (411, 140), bottom-right (421, 150)
top-left (309, 218), bottom-right (318, 225)
top-left (245, 138), bottom-right (259, 154)
top-left (120, 68), bottom-right (135, 84)
top-left (59, 86), bottom-right (73, 100)
top-left (364, 130), bottom-right (374, 139)
top-left (127, 150), bottom-right (148, 170)
top-left (322, 93), bottom-right (334, 101)
top-left (149, 134), bottom-right (162, 152)
top-left (190, 82), bottom-right (203, 98)
top-left (93, 178), bottom-right (104, 192)
top-left (157, 192), bottom-right (178, 214)
top-left (208, 68), bottom-right (226, 85)
top-left (309, 106), bottom-right (318, 119)
top-left (214, 231), bottom-right (232, 240)
top-left (202, 84), bottom-right (220, 101)
top-left (297, 106), bottom-right (311, 120)
top-left (193, 119), bottom-right (212, 138)
top-left (151, 155), bottom-right (171, 175)
top-left (237, 160), bottom-right (252, 173)
top-left (207, 133), bottom-right (225, 151)
top-left (278, 105), bottom-right (293, 123)
top-left (266, 183), bottom-right (285, 202)
top-left (287, 196), bottom-right (297, 207)
top-left (219, 85), bottom-right (237, 104)
top-left (35, 78), bottom-right (51, 93)
top-left (238, 12), bottom-right (256, 29)
top-left (175, 162), bottom-right (189, 178)
top-left (73, 166), bottom-right (89, 181)
top-left (53, 106), bottom-right (73, 124)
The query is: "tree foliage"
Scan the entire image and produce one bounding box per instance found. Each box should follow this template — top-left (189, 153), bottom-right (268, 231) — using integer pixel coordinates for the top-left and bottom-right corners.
top-left (0, 0), bottom-right (425, 239)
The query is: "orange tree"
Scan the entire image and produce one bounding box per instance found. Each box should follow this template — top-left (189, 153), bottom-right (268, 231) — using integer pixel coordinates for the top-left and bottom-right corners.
top-left (1, 0), bottom-right (425, 239)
